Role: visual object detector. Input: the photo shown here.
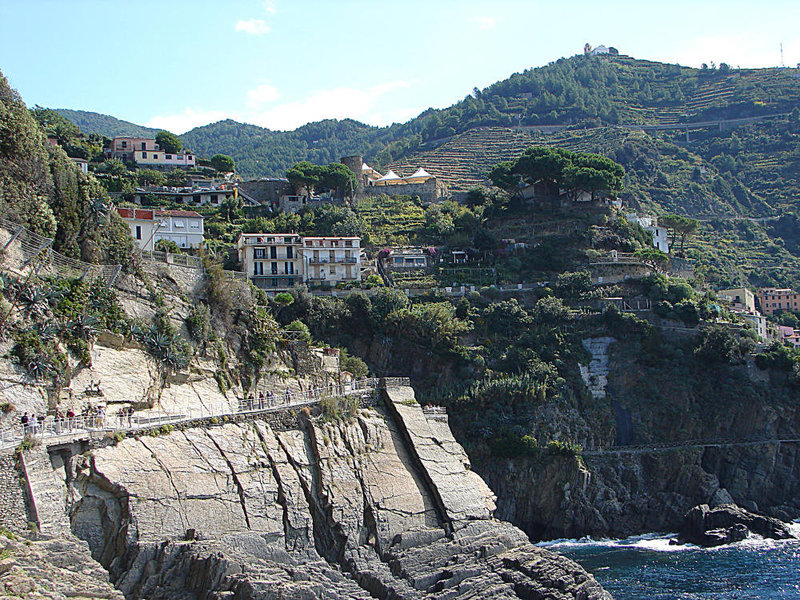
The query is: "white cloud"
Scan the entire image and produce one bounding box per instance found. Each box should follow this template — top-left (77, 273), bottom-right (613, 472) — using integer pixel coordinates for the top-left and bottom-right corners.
top-left (246, 83), bottom-right (280, 107)
top-left (473, 16), bottom-right (497, 30)
top-left (144, 79), bottom-right (420, 134)
top-left (249, 80), bottom-right (416, 130)
top-left (235, 18), bottom-right (270, 35)
top-left (145, 108), bottom-right (231, 135)
top-left (263, 1), bottom-right (276, 15)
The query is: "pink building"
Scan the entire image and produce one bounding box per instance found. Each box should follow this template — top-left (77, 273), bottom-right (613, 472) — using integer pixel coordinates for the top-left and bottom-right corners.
top-left (756, 288), bottom-right (800, 316)
top-left (104, 137), bottom-right (196, 168)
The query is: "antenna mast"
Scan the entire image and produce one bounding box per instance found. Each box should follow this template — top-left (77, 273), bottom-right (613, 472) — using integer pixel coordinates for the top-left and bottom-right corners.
top-left (780, 42), bottom-right (785, 68)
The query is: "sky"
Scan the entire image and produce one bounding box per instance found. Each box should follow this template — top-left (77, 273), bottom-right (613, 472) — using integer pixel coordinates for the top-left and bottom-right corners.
top-left (1, 0), bottom-right (799, 134)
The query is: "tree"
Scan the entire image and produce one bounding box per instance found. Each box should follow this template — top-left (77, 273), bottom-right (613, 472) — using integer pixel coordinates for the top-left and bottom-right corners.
top-left (319, 162), bottom-right (357, 199)
top-left (660, 214), bottom-right (699, 255)
top-left (634, 247), bottom-right (669, 272)
top-left (137, 169), bottom-right (165, 186)
top-left (286, 161), bottom-right (323, 195)
top-left (210, 154), bottom-right (235, 172)
top-left (221, 194), bottom-right (243, 222)
top-left (155, 239), bottom-right (180, 253)
top-left (155, 131), bottom-right (182, 154)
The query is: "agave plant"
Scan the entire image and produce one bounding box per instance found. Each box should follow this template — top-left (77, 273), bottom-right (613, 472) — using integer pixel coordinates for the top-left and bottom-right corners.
top-left (25, 355), bottom-right (54, 381)
top-left (19, 286), bottom-right (50, 319)
top-left (70, 314), bottom-right (101, 342)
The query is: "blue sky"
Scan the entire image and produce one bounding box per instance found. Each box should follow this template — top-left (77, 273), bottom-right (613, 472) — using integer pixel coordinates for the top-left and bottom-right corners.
top-left (1, 0), bottom-right (799, 134)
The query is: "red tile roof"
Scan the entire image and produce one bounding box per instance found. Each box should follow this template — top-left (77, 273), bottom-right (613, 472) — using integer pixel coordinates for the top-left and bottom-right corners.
top-left (116, 208), bottom-right (154, 220)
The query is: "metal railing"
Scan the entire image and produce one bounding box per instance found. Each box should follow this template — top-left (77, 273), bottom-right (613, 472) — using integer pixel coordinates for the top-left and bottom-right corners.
top-left (0, 377), bottom-right (409, 451)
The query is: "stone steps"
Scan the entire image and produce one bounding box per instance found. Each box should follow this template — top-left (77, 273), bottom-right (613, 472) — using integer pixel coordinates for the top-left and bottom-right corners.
top-left (20, 446), bottom-right (69, 537)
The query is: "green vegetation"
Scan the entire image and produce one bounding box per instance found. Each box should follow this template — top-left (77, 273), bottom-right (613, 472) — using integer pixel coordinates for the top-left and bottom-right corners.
top-left (155, 130), bottom-right (182, 154)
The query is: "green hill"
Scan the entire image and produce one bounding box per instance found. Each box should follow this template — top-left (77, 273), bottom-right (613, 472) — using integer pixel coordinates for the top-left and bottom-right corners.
top-left (53, 108), bottom-right (159, 139)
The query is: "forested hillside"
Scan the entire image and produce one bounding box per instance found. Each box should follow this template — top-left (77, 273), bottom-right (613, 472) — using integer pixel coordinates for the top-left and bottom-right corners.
top-left (53, 108), bottom-right (158, 139)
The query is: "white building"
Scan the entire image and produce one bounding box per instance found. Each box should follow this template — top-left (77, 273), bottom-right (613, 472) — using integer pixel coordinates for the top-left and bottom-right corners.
top-left (152, 210), bottom-right (205, 249)
top-left (117, 208), bottom-right (204, 250)
top-left (237, 233), bottom-right (362, 291)
top-left (301, 237), bottom-right (362, 285)
top-left (626, 214), bottom-right (670, 253)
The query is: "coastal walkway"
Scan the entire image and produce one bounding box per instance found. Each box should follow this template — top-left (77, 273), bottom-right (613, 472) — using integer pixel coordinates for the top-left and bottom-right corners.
top-left (583, 437), bottom-right (800, 456)
top-left (0, 377), bottom-right (410, 452)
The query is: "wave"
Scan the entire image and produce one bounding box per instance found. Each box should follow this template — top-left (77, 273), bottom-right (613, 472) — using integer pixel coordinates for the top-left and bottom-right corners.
top-left (539, 529), bottom-right (800, 554)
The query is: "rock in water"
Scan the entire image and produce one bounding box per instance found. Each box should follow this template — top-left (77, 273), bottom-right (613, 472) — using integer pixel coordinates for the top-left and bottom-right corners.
top-left (677, 503), bottom-right (794, 547)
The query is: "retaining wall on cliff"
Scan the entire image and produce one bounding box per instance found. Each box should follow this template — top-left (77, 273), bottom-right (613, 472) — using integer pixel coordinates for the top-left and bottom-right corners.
top-left (0, 452), bottom-right (29, 534)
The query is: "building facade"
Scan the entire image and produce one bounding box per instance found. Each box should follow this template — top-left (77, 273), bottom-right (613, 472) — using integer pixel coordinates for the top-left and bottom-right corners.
top-left (105, 137), bottom-right (196, 169)
top-left (626, 214), bottom-right (670, 253)
top-left (238, 233), bottom-right (303, 291)
top-left (117, 208), bottom-right (204, 250)
top-left (718, 288), bottom-right (756, 313)
top-left (302, 237), bottom-right (361, 284)
top-left (238, 233), bottom-right (362, 291)
top-left (116, 208), bottom-right (159, 251)
top-left (756, 288), bottom-right (800, 315)
top-left (133, 185), bottom-right (236, 207)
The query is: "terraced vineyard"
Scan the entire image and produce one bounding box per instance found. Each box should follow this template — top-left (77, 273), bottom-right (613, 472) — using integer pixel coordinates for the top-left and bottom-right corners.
top-left (355, 195), bottom-right (426, 246)
top-left (391, 128), bottom-right (543, 192)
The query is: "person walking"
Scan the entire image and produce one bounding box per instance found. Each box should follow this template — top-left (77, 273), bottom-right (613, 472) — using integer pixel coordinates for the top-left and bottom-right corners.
top-left (21, 412), bottom-right (29, 436)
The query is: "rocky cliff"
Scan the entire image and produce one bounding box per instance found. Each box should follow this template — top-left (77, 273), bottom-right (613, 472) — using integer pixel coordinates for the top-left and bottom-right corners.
top-left (474, 336), bottom-right (800, 541)
top-left (50, 385), bottom-right (610, 599)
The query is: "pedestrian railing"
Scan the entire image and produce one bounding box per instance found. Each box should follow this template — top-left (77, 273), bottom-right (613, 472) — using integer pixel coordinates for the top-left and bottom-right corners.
top-left (0, 377), bottom-right (407, 451)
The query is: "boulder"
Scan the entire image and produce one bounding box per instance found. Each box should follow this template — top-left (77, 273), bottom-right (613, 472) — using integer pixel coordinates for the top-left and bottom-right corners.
top-left (676, 503), bottom-right (794, 547)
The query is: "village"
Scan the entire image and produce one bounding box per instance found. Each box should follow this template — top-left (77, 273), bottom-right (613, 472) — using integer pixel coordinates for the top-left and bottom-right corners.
top-left (88, 133), bottom-right (798, 350)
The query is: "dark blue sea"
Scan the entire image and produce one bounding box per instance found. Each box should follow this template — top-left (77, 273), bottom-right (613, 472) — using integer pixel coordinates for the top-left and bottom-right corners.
top-left (541, 525), bottom-right (800, 599)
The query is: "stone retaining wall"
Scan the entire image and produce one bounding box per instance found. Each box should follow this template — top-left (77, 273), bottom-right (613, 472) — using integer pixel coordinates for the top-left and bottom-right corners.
top-left (0, 451), bottom-right (30, 534)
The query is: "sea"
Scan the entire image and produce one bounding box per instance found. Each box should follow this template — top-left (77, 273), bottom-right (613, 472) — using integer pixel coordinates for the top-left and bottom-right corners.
top-left (540, 523), bottom-right (800, 599)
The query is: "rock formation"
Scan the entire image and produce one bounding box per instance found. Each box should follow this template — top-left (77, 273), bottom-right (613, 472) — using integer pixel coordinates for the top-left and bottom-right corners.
top-left (55, 385), bottom-right (611, 599)
top-left (675, 503), bottom-right (795, 547)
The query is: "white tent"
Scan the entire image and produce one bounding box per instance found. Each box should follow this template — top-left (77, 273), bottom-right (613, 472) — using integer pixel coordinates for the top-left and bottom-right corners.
top-left (404, 167), bottom-right (433, 183)
top-left (362, 162), bottom-right (383, 182)
top-left (374, 169), bottom-right (403, 186)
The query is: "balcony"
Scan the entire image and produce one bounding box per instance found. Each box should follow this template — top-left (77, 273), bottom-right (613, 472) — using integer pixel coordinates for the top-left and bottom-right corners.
top-left (307, 257), bottom-right (358, 265)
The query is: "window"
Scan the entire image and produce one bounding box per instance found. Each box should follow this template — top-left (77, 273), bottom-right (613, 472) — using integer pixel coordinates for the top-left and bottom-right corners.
top-left (142, 152), bottom-right (147, 158)
top-left (174, 220), bottom-right (185, 228)
top-left (193, 195), bottom-right (201, 204)
top-left (284, 237), bottom-right (293, 244)
top-left (165, 154), bottom-right (171, 160)
top-left (189, 220), bottom-right (200, 229)
top-left (153, 154), bottom-right (159, 160)
top-left (270, 247), bottom-right (277, 259)
top-left (254, 262), bottom-right (264, 276)
top-left (121, 141), bottom-right (127, 148)
top-left (345, 240), bottom-right (352, 247)
top-left (255, 249), bottom-right (265, 259)
top-left (135, 225), bottom-right (142, 240)
top-left (210, 194), bottom-right (218, 204)
top-left (287, 247), bottom-right (294, 259)
top-left (331, 240), bottom-right (338, 247)
top-left (284, 262), bottom-right (293, 274)
top-left (141, 142), bottom-right (146, 150)
top-left (271, 262), bottom-right (278, 274)
top-left (330, 266), bottom-right (336, 275)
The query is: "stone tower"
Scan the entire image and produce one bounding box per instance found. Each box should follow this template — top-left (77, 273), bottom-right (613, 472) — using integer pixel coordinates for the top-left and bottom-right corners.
top-left (340, 155), bottom-right (364, 197)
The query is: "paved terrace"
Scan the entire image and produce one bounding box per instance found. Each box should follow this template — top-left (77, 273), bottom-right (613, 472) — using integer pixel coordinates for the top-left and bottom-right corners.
top-left (0, 377), bottom-right (410, 451)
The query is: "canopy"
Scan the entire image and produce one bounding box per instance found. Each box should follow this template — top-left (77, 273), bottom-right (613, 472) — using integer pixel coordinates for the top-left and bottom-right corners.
top-left (374, 170), bottom-right (403, 185)
top-left (404, 167), bottom-right (433, 183)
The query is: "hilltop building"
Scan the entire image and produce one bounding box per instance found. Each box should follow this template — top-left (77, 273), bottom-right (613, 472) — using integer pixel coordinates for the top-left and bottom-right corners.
top-left (104, 137), bottom-right (196, 169)
top-left (117, 208), bottom-right (204, 250)
top-left (238, 233), bottom-right (362, 291)
top-left (341, 155), bottom-right (447, 202)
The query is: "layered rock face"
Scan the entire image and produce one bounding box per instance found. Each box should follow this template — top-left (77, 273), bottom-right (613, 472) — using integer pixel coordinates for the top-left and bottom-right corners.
top-left (66, 387), bottom-right (611, 599)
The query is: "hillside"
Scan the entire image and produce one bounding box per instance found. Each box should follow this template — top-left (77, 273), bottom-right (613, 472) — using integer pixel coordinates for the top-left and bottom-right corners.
top-left (53, 108), bottom-right (159, 139)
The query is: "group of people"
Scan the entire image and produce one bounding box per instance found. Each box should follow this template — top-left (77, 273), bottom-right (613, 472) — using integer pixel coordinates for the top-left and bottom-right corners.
top-left (19, 404), bottom-right (134, 437)
top-left (243, 390), bottom-right (278, 411)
